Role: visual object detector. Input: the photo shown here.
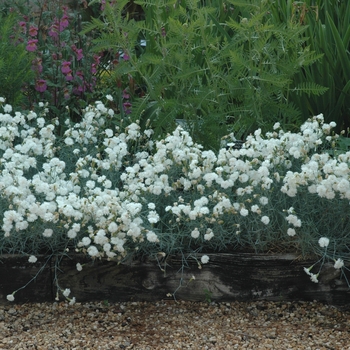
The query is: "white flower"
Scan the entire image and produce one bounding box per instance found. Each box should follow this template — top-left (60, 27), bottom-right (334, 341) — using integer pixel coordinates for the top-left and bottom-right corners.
top-left (251, 205), bottom-right (259, 213)
top-left (76, 263), bottom-right (83, 271)
top-left (259, 197), bottom-right (268, 205)
top-left (310, 273), bottom-right (319, 283)
top-left (69, 297), bottom-right (76, 305)
top-left (106, 94), bottom-right (113, 101)
top-left (43, 228), bottom-right (53, 237)
top-left (303, 267), bottom-right (312, 276)
top-left (0, 97), bottom-right (5, 103)
top-left (240, 208), bottom-right (249, 216)
top-left (334, 258), bottom-right (344, 269)
top-left (147, 210), bottom-right (160, 224)
top-left (28, 255), bottom-right (37, 263)
top-left (273, 122), bottom-right (280, 130)
top-left (4, 104), bottom-right (12, 113)
top-left (318, 237), bottom-right (330, 248)
top-left (105, 129), bottom-right (113, 137)
top-left (148, 203), bottom-right (156, 210)
top-left (87, 245), bottom-right (99, 257)
top-left (82, 237), bottom-right (91, 246)
top-left (6, 294), bottom-right (15, 302)
top-left (261, 216), bottom-right (270, 225)
top-left (191, 228), bottom-right (200, 239)
top-left (86, 180), bottom-right (95, 189)
top-left (108, 222), bottom-right (118, 233)
top-left (63, 288), bottom-right (71, 297)
top-left (65, 137), bottom-right (74, 146)
top-left (286, 214), bottom-right (302, 227)
top-left (287, 228), bottom-right (296, 237)
top-left (146, 231), bottom-right (159, 243)
top-left (201, 255), bottom-right (210, 264)
top-left (204, 229), bottom-right (214, 241)
top-left (67, 229), bottom-right (77, 239)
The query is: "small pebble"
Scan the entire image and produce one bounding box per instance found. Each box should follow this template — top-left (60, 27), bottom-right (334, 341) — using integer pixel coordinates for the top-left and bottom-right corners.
top-left (0, 300), bottom-right (349, 349)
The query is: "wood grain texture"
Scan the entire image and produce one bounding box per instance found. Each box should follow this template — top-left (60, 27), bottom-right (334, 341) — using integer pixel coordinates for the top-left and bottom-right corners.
top-left (1, 253), bottom-right (349, 305)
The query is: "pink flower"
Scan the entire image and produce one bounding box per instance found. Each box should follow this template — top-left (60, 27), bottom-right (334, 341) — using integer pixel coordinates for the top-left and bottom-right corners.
top-left (31, 57), bottom-right (43, 73)
top-left (72, 45), bottom-right (84, 61)
top-left (29, 26), bottom-right (38, 37)
top-left (19, 21), bottom-right (26, 33)
top-left (48, 23), bottom-right (59, 39)
top-left (59, 14), bottom-right (69, 32)
top-left (35, 79), bottom-right (47, 92)
top-left (123, 102), bottom-right (132, 114)
top-left (122, 90), bottom-right (130, 99)
top-left (65, 71), bottom-right (73, 81)
top-left (93, 54), bottom-right (101, 64)
top-left (61, 61), bottom-right (71, 74)
top-left (63, 88), bottom-right (70, 99)
top-left (26, 39), bottom-right (38, 52)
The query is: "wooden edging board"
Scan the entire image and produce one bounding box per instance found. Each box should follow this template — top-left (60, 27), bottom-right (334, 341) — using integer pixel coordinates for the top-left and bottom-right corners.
top-left (0, 253), bottom-right (349, 305)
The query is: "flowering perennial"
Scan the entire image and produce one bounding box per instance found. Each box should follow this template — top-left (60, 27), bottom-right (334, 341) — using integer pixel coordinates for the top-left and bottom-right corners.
top-left (1, 98), bottom-right (350, 300)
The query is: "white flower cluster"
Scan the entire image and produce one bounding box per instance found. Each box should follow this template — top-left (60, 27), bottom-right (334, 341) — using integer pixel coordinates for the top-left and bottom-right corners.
top-left (0, 99), bottom-right (348, 275)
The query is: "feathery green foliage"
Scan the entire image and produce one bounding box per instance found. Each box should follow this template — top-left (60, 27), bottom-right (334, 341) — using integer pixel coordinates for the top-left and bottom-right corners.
top-left (83, 0), bottom-right (326, 149)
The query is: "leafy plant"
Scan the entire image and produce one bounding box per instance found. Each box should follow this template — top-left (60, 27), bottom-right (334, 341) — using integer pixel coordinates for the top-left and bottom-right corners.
top-left (203, 288), bottom-right (212, 304)
top-left (0, 12), bottom-right (34, 106)
top-left (82, 0), bottom-right (326, 149)
top-left (1, 0), bottom-right (110, 131)
top-left (270, 0), bottom-right (350, 132)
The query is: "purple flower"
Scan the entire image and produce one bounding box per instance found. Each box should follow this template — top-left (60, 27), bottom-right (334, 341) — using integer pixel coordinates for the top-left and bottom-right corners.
top-left (31, 57), bottom-right (43, 73)
top-left (123, 102), bottom-right (132, 114)
top-left (65, 71), bottom-right (73, 81)
top-left (61, 61), bottom-right (71, 74)
top-left (93, 54), bottom-right (101, 64)
top-left (59, 14), bottom-right (69, 32)
top-left (26, 39), bottom-right (38, 52)
top-left (63, 88), bottom-right (70, 99)
top-left (122, 89), bottom-right (130, 99)
top-left (29, 26), bottom-right (38, 37)
top-left (48, 23), bottom-right (59, 39)
top-left (91, 63), bottom-right (97, 74)
top-left (35, 79), bottom-right (47, 92)
top-left (19, 21), bottom-right (26, 34)
top-left (72, 45), bottom-right (84, 61)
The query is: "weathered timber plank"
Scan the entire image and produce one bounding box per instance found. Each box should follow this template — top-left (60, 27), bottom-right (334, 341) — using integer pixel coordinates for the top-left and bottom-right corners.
top-left (0, 255), bottom-right (53, 303)
top-left (1, 253), bottom-right (350, 305)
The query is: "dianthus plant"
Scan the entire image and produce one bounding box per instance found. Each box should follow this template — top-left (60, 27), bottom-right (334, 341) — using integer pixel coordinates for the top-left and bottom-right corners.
top-left (1, 96), bottom-right (350, 301)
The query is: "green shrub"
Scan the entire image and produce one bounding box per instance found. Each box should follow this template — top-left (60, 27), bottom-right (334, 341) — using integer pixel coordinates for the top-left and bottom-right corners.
top-left (271, 0), bottom-right (350, 132)
top-left (82, 0), bottom-right (326, 149)
top-left (0, 12), bottom-right (34, 107)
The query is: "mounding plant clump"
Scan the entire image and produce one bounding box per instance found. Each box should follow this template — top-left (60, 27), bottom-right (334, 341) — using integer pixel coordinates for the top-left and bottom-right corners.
top-left (1, 97), bottom-right (350, 303)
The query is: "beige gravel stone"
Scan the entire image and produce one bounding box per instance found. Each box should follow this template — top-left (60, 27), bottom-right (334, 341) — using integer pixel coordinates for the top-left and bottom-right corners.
top-left (1, 299), bottom-right (350, 349)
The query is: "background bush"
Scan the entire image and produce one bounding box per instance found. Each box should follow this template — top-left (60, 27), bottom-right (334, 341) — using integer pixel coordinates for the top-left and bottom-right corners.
top-left (82, 0), bottom-right (327, 149)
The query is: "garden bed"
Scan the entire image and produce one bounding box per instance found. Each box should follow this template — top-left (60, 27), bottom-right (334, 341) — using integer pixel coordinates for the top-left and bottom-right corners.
top-left (1, 252), bottom-right (349, 306)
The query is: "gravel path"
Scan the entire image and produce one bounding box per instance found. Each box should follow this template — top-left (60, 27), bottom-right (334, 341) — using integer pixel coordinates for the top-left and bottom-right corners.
top-left (1, 299), bottom-right (350, 349)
